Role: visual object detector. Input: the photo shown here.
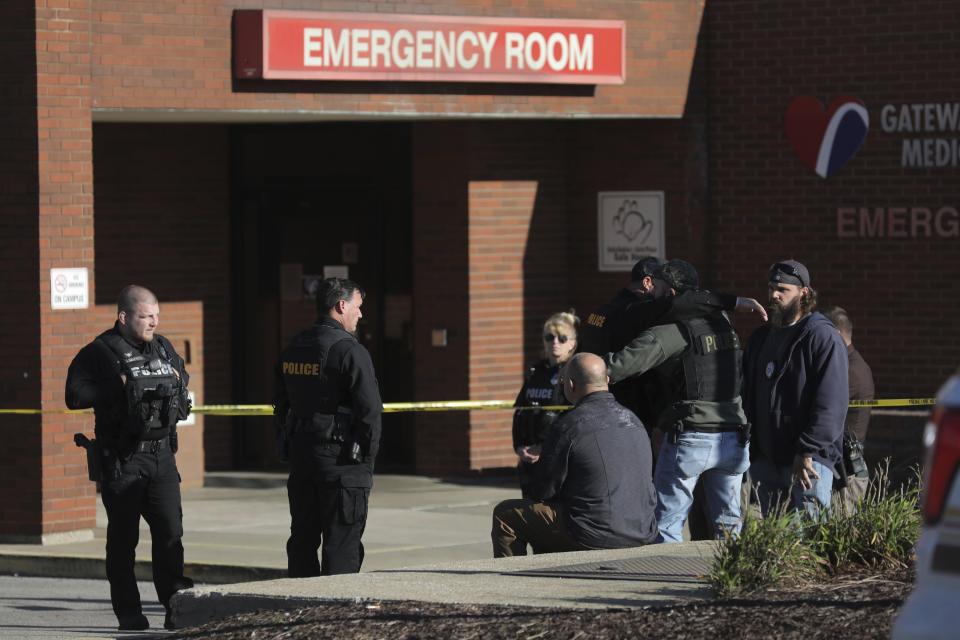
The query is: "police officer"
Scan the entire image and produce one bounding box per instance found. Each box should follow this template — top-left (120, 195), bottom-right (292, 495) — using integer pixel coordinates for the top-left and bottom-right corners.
top-left (582, 257), bottom-right (765, 430)
top-left (512, 311), bottom-right (577, 498)
top-left (580, 257), bottom-right (663, 426)
top-left (274, 277), bottom-right (383, 577)
top-left (65, 285), bottom-right (192, 631)
top-left (604, 261), bottom-right (751, 542)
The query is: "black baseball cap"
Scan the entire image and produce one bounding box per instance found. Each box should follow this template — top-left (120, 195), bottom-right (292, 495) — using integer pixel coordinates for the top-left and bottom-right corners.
top-left (630, 256), bottom-right (664, 283)
top-left (655, 259), bottom-right (699, 293)
top-left (769, 259), bottom-right (811, 288)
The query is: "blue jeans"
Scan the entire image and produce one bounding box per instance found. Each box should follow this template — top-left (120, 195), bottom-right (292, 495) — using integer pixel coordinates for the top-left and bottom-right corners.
top-left (654, 430), bottom-right (750, 543)
top-left (749, 456), bottom-right (834, 519)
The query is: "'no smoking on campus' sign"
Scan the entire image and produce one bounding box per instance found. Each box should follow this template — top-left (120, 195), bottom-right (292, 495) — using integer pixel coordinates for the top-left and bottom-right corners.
top-left (50, 268), bottom-right (89, 310)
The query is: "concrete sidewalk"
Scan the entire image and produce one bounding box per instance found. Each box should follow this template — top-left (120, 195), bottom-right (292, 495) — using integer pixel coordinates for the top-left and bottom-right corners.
top-left (0, 472), bottom-right (523, 584)
top-left (173, 542), bottom-right (717, 628)
top-left (0, 472), bottom-right (721, 631)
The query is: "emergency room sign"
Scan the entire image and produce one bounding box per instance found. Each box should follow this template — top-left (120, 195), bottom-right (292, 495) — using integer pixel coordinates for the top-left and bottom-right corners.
top-left (233, 10), bottom-right (625, 85)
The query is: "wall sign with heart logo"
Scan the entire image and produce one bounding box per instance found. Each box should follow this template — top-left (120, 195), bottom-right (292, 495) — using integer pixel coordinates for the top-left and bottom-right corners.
top-left (597, 191), bottom-right (664, 272)
top-left (785, 96), bottom-right (869, 178)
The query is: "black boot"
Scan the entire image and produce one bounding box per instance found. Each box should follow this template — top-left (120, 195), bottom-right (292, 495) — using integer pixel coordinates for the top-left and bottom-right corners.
top-left (117, 613), bottom-right (149, 631)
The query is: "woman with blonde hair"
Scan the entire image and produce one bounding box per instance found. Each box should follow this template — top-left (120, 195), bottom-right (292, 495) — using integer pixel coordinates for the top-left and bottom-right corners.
top-left (512, 310), bottom-right (578, 498)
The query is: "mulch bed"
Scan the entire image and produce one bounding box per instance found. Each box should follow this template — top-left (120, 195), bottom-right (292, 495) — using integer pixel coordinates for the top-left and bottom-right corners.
top-left (171, 567), bottom-right (913, 640)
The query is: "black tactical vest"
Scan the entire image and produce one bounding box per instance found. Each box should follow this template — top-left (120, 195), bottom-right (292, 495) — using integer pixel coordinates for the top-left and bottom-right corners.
top-left (279, 323), bottom-right (355, 433)
top-left (513, 361), bottom-right (565, 447)
top-left (660, 312), bottom-right (742, 404)
top-left (97, 333), bottom-right (182, 436)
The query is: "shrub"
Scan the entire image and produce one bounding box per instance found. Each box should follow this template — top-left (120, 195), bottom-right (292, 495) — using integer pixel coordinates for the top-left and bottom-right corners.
top-left (709, 462), bottom-right (920, 597)
top-left (807, 463), bottom-right (921, 573)
top-left (709, 510), bottom-right (821, 597)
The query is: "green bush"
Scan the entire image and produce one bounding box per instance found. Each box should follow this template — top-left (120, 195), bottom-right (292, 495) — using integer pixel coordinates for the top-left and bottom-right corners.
top-left (807, 464), bottom-right (921, 573)
top-left (710, 510), bottom-right (821, 597)
top-left (709, 463), bottom-right (920, 597)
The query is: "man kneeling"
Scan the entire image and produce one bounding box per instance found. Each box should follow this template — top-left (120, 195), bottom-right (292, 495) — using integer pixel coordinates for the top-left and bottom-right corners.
top-left (492, 353), bottom-right (658, 556)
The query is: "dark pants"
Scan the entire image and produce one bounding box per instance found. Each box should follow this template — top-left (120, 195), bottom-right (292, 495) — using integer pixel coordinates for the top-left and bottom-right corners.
top-left (100, 446), bottom-right (191, 622)
top-left (286, 472), bottom-right (370, 577)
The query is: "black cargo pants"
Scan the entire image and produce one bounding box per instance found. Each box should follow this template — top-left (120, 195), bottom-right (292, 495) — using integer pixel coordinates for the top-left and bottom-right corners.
top-left (100, 442), bottom-right (192, 621)
top-left (286, 434), bottom-right (370, 578)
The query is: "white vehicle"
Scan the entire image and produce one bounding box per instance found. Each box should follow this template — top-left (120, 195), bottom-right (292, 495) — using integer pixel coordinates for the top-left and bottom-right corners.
top-left (893, 372), bottom-right (960, 639)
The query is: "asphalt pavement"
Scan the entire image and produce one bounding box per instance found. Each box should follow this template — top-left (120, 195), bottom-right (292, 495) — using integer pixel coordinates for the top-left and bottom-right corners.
top-left (0, 575), bottom-right (167, 639)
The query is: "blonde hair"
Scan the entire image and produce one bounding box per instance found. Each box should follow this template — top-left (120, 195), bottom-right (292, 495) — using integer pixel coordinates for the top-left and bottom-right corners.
top-left (542, 310), bottom-right (579, 340)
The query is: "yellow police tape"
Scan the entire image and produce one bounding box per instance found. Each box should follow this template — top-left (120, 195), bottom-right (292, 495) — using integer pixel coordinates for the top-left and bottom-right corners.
top-left (0, 398), bottom-right (938, 416)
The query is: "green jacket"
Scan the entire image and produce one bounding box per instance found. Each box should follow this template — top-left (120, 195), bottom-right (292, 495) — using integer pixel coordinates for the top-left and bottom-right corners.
top-left (605, 323), bottom-right (747, 431)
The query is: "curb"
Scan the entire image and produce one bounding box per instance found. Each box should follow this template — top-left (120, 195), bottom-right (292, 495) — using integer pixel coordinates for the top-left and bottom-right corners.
top-left (0, 553), bottom-right (285, 585)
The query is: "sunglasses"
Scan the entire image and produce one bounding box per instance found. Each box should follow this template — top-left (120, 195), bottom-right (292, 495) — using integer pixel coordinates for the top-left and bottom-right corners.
top-left (543, 333), bottom-right (571, 344)
top-left (770, 262), bottom-right (808, 288)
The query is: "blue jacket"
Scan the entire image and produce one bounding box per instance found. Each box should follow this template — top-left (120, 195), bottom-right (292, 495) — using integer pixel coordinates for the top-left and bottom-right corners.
top-left (742, 312), bottom-right (849, 475)
top-left (527, 391), bottom-right (658, 549)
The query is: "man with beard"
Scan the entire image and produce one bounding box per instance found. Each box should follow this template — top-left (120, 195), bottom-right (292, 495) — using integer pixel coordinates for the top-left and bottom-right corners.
top-left (742, 260), bottom-right (848, 517)
top-left (65, 285), bottom-right (192, 631)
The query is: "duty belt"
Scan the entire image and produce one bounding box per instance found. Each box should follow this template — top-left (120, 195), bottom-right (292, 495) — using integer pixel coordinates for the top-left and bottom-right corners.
top-left (289, 410), bottom-right (349, 443)
top-left (134, 438), bottom-right (169, 453)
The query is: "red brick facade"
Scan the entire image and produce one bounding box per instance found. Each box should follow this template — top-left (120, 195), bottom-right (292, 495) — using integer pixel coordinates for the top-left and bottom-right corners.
top-left (703, 0), bottom-right (960, 417)
top-left (2, 0), bottom-right (955, 537)
top-left (87, 1), bottom-right (703, 118)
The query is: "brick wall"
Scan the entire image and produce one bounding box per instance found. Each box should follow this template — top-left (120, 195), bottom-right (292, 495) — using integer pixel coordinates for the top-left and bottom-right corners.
top-left (704, 0), bottom-right (960, 456)
top-left (468, 180), bottom-right (544, 470)
top-left (87, 0), bottom-right (704, 119)
top-left (34, 0), bottom-right (98, 539)
top-left (411, 122), bottom-right (471, 475)
top-left (92, 124), bottom-right (231, 470)
top-left (412, 119), bottom-right (701, 473)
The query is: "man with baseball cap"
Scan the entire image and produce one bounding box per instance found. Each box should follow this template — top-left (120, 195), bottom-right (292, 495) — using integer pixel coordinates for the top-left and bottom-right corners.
top-left (603, 259), bottom-right (752, 542)
top-left (581, 257), bottom-right (766, 432)
top-left (580, 256), bottom-right (663, 358)
top-left (742, 260), bottom-right (849, 517)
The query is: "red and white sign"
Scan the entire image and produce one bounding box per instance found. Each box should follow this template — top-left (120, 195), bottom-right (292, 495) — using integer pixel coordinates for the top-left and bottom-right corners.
top-left (233, 10), bottom-right (625, 85)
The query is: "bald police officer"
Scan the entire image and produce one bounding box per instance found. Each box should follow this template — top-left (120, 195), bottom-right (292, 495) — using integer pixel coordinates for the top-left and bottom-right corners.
top-left (274, 277), bottom-right (383, 577)
top-left (65, 285), bottom-right (192, 631)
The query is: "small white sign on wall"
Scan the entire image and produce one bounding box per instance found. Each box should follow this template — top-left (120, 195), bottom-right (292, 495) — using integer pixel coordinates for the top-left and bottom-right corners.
top-left (597, 192), bottom-right (665, 271)
top-left (50, 268), bottom-right (89, 310)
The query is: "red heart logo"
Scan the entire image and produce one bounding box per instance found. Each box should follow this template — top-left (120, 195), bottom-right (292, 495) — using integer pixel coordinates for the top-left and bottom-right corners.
top-left (785, 96), bottom-right (868, 177)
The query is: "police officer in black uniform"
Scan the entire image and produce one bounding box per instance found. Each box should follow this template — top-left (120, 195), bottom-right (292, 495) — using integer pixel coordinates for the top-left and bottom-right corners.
top-left (582, 256), bottom-right (765, 430)
top-left (274, 277), bottom-right (383, 577)
top-left (65, 285), bottom-right (192, 631)
top-left (512, 311), bottom-right (577, 498)
top-left (580, 257), bottom-right (663, 426)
